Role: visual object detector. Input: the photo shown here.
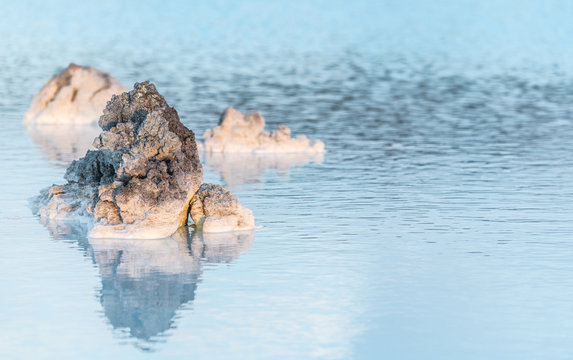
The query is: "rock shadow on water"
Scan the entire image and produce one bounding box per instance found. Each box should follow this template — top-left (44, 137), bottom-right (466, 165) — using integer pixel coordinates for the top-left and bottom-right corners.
top-left (40, 219), bottom-right (254, 350)
top-left (203, 151), bottom-right (324, 188)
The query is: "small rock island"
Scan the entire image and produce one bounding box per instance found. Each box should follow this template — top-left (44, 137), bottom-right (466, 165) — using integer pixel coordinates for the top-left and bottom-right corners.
top-left (201, 107), bottom-right (325, 153)
top-left (34, 82), bottom-right (254, 238)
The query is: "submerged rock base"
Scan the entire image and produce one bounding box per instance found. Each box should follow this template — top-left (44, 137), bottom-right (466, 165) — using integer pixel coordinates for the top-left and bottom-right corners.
top-left (201, 107), bottom-right (325, 153)
top-left (190, 184), bottom-right (255, 233)
top-left (24, 63), bottom-right (127, 124)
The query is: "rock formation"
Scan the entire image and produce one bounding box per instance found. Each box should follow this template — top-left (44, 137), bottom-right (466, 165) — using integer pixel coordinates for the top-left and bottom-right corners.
top-left (24, 63), bottom-right (127, 124)
top-left (35, 81), bottom-right (203, 239)
top-left (200, 107), bottom-right (325, 153)
top-left (190, 184), bottom-right (255, 232)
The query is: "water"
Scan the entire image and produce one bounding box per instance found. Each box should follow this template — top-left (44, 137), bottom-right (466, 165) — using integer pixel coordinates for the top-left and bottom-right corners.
top-left (1, 1), bottom-right (573, 359)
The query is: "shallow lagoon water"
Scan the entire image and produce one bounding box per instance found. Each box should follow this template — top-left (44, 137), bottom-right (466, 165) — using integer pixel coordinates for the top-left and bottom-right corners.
top-left (1, 1), bottom-right (573, 359)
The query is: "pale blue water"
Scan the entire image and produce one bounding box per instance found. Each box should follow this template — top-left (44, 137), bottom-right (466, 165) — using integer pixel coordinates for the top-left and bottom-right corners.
top-left (1, 1), bottom-right (573, 359)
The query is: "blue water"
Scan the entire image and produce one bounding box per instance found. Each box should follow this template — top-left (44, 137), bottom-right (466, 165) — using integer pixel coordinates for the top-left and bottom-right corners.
top-left (1, 1), bottom-right (573, 359)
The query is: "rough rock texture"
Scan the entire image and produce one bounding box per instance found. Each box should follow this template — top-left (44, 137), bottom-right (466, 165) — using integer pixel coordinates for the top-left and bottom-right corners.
top-left (35, 81), bottom-right (203, 239)
top-left (190, 184), bottom-right (255, 232)
top-left (24, 63), bottom-right (127, 124)
top-left (200, 107), bottom-right (325, 153)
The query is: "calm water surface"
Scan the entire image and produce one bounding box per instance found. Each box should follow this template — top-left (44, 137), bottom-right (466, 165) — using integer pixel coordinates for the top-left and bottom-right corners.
top-left (1, 1), bottom-right (573, 359)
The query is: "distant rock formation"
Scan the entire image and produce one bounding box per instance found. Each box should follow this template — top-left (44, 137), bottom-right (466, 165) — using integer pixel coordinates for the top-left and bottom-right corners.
top-left (35, 81), bottom-right (203, 239)
top-left (200, 107), bottom-right (325, 153)
top-left (190, 184), bottom-right (255, 232)
top-left (24, 63), bottom-right (127, 124)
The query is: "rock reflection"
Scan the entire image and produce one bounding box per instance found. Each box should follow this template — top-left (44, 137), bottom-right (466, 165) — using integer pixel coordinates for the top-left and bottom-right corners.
top-left (41, 221), bottom-right (254, 348)
top-left (91, 229), bottom-right (202, 345)
top-left (202, 151), bottom-right (324, 188)
top-left (25, 123), bottom-right (99, 166)
top-left (194, 230), bottom-right (254, 263)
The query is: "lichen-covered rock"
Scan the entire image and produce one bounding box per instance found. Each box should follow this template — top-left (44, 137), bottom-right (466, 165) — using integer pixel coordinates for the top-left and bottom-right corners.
top-left (35, 81), bottom-right (203, 239)
top-left (190, 184), bottom-right (255, 232)
top-left (200, 107), bottom-right (325, 153)
top-left (24, 63), bottom-right (127, 124)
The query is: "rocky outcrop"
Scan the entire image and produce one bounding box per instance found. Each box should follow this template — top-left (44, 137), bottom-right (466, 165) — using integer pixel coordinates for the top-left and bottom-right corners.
top-left (24, 63), bottom-right (127, 124)
top-left (200, 107), bottom-right (325, 153)
top-left (190, 184), bottom-right (255, 232)
top-left (35, 81), bottom-right (203, 239)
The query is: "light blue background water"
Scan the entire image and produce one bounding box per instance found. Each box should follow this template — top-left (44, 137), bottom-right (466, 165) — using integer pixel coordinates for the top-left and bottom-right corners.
top-left (1, 1), bottom-right (573, 359)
